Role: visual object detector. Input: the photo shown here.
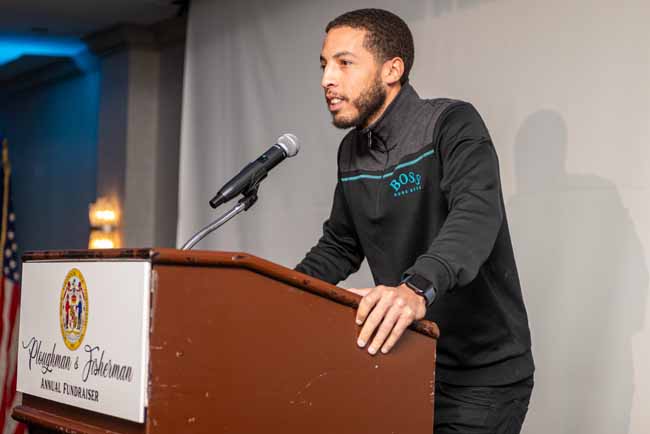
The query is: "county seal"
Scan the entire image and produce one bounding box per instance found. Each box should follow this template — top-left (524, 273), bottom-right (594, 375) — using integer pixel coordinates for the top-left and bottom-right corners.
top-left (59, 268), bottom-right (89, 350)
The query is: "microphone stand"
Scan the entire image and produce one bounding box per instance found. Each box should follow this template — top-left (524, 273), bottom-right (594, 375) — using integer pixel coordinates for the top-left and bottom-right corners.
top-left (181, 186), bottom-right (259, 250)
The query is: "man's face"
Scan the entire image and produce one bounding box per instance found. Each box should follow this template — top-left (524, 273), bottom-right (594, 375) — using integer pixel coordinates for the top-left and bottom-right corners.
top-left (320, 26), bottom-right (387, 129)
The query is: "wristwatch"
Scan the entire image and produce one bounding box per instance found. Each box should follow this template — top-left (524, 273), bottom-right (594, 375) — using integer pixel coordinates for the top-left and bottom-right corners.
top-left (401, 273), bottom-right (436, 306)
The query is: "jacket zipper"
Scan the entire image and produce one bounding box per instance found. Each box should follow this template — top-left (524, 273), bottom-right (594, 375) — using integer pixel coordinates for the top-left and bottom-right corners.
top-left (372, 131), bottom-right (390, 218)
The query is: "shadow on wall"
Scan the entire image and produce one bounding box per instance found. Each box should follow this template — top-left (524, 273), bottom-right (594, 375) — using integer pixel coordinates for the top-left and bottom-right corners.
top-left (507, 110), bottom-right (648, 434)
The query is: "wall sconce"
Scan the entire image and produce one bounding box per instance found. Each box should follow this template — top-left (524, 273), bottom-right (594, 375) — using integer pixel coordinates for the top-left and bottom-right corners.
top-left (88, 197), bottom-right (121, 249)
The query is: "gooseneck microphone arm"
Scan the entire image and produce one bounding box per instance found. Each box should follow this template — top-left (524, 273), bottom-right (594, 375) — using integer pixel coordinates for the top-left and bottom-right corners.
top-left (181, 133), bottom-right (299, 250)
top-left (181, 187), bottom-right (258, 250)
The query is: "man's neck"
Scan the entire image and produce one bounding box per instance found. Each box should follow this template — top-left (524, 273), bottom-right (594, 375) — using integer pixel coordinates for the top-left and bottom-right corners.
top-left (362, 83), bottom-right (402, 129)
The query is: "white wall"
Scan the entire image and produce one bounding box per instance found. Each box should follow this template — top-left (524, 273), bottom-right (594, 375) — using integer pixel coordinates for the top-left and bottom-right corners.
top-left (179, 1), bottom-right (650, 432)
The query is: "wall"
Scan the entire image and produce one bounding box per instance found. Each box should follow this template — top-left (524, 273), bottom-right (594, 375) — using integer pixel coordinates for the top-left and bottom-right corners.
top-left (0, 69), bottom-right (100, 257)
top-left (155, 41), bottom-right (185, 247)
top-left (92, 21), bottom-right (186, 248)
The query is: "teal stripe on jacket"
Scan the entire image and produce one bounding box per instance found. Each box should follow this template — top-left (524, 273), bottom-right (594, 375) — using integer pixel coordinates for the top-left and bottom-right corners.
top-left (340, 149), bottom-right (435, 183)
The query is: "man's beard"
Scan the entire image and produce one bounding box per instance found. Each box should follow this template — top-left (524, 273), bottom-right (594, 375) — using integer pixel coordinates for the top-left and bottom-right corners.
top-left (332, 74), bottom-right (387, 129)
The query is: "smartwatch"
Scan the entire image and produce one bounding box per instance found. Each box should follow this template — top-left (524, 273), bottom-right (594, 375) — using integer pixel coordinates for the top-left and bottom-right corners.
top-left (401, 273), bottom-right (436, 306)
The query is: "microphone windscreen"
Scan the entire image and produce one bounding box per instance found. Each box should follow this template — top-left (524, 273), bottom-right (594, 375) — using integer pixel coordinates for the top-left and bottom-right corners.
top-left (277, 133), bottom-right (299, 157)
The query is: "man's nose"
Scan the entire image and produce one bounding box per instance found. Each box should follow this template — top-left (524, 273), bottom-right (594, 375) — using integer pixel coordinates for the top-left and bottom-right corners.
top-left (321, 64), bottom-right (338, 90)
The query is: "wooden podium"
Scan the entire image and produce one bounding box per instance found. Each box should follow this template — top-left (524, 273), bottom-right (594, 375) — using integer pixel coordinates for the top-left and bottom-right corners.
top-left (13, 248), bottom-right (439, 433)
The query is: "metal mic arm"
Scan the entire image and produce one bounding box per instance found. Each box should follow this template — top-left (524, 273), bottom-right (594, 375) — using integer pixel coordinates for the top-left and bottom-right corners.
top-left (181, 187), bottom-right (259, 250)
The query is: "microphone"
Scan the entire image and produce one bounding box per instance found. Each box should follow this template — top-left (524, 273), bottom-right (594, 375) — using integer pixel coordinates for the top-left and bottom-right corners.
top-left (209, 133), bottom-right (300, 209)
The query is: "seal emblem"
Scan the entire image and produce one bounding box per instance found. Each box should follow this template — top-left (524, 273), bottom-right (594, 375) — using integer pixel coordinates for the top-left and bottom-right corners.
top-left (59, 268), bottom-right (89, 350)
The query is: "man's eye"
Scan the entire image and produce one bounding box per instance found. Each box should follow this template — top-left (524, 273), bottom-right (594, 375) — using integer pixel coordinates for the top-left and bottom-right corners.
top-left (341, 60), bottom-right (352, 66)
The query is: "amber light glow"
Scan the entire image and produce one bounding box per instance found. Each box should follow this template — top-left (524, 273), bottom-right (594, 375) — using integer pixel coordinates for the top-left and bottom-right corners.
top-left (89, 230), bottom-right (121, 249)
top-left (89, 197), bottom-right (120, 228)
top-left (88, 197), bottom-right (121, 249)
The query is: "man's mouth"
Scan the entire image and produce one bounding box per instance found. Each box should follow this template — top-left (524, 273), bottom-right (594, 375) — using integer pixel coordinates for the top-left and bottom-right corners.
top-left (327, 96), bottom-right (345, 111)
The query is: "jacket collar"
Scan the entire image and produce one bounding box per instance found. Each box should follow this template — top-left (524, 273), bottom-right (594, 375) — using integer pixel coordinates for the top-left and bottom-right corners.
top-left (358, 81), bottom-right (422, 152)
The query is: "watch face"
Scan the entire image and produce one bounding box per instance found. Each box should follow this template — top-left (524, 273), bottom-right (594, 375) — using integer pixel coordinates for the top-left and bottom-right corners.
top-left (408, 274), bottom-right (432, 292)
top-left (404, 274), bottom-right (436, 306)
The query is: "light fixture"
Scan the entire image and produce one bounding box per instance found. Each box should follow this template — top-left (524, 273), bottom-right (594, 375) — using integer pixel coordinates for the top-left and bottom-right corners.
top-left (88, 197), bottom-right (121, 249)
top-left (88, 230), bottom-right (121, 249)
top-left (0, 34), bottom-right (87, 66)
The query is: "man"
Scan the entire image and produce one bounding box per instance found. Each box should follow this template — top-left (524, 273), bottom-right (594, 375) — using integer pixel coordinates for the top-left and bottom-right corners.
top-left (295, 8), bottom-right (534, 434)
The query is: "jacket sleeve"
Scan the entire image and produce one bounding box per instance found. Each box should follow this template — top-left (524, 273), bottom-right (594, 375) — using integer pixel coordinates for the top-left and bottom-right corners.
top-left (403, 102), bottom-right (503, 299)
top-left (295, 181), bottom-right (365, 285)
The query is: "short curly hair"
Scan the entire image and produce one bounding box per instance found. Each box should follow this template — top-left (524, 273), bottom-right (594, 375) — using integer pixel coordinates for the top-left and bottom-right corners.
top-left (325, 8), bottom-right (414, 85)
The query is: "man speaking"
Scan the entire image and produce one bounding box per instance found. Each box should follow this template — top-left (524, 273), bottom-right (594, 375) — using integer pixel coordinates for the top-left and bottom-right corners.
top-left (296, 8), bottom-right (534, 434)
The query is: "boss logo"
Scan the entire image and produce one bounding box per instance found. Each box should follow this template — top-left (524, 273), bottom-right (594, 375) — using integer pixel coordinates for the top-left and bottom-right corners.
top-left (390, 171), bottom-right (423, 198)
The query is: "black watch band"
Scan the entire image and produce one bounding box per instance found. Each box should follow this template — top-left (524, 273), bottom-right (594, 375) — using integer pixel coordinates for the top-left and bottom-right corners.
top-left (402, 273), bottom-right (436, 306)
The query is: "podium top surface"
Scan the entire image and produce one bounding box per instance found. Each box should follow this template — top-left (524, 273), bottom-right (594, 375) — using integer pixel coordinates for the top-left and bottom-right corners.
top-left (22, 248), bottom-right (439, 339)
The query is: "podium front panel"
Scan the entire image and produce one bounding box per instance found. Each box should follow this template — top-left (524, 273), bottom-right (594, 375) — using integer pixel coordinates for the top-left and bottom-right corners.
top-left (17, 260), bottom-right (151, 423)
top-left (147, 264), bottom-right (435, 433)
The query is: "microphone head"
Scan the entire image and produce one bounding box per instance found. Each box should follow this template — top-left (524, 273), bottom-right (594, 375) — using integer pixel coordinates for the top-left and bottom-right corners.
top-left (276, 133), bottom-right (299, 157)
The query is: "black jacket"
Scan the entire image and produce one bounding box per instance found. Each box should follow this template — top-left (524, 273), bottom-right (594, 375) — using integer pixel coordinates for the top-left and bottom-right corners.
top-left (296, 83), bottom-right (534, 386)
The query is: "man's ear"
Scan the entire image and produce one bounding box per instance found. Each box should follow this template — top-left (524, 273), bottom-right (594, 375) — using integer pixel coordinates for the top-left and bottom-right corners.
top-left (382, 57), bottom-right (405, 85)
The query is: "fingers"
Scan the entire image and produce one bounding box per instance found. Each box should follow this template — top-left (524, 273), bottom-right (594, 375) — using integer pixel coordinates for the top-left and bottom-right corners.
top-left (355, 286), bottom-right (384, 325)
top-left (354, 285), bottom-right (423, 356)
top-left (356, 287), bottom-right (394, 348)
top-left (380, 307), bottom-right (415, 354)
top-left (367, 299), bottom-right (404, 355)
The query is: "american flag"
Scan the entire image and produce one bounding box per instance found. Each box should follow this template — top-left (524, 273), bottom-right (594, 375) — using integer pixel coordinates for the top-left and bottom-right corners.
top-left (0, 138), bottom-right (25, 433)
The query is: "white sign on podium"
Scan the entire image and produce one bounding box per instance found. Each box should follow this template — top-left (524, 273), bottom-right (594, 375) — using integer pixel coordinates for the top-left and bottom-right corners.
top-left (17, 260), bottom-right (150, 423)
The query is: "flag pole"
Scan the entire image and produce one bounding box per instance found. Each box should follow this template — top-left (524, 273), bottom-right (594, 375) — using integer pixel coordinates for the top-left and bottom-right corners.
top-left (1, 138), bottom-right (10, 251)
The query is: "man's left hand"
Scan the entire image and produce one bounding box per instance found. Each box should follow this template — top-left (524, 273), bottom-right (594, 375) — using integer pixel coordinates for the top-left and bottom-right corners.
top-left (347, 284), bottom-right (427, 355)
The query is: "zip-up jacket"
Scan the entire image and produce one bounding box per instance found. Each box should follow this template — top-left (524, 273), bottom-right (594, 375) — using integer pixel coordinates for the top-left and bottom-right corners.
top-left (296, 83), bottom-right (534, 386)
